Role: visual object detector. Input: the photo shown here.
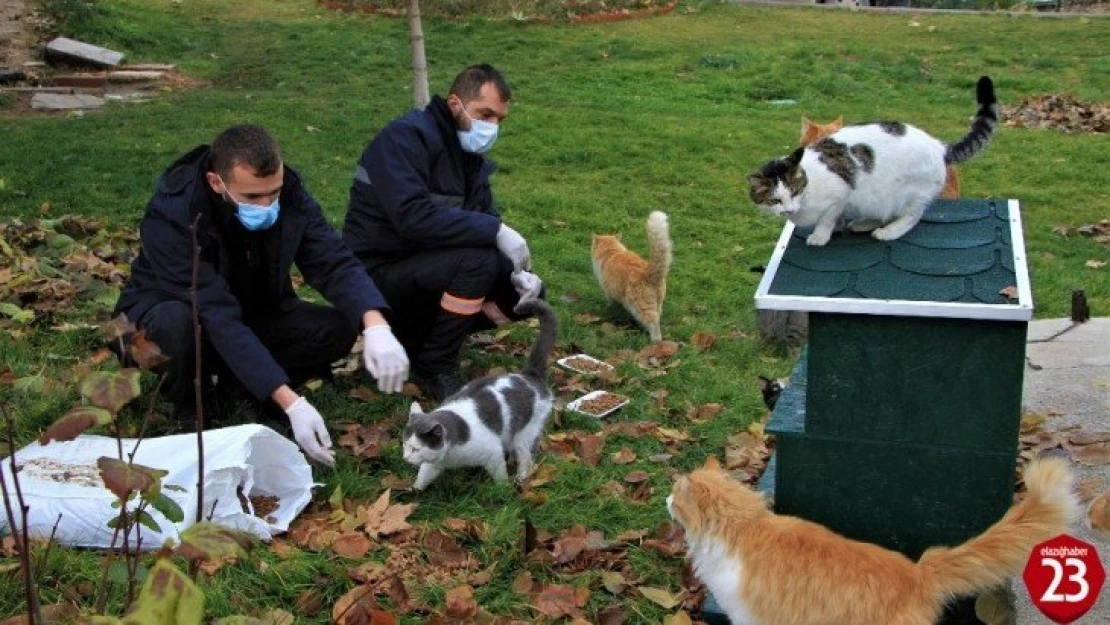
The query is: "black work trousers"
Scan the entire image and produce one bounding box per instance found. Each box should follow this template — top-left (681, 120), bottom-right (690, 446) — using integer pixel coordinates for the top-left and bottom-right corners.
top-left (367, 247), bottom-right (539, 376)
top-left (125, 299), bottom-right (357, 419)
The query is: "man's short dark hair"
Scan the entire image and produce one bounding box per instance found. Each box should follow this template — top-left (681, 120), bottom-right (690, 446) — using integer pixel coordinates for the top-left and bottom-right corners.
top-left (449, 64), bottom-right (511, 103)
top-left (210, 124), bottom-right (282, 180)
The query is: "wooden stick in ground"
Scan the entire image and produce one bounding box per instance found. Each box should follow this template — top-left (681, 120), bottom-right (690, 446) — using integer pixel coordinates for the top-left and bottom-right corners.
top-left (1, 406), bottom-right (42, 625)
top-left (190, 212), bottom-right (205, 525)
top-left (189, 212), bottom-right (206, 580)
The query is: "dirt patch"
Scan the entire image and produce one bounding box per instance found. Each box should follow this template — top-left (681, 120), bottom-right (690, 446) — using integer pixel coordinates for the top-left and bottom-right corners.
top-left (1061, 0), bottom-right (1110, 13)
top-left (1, 0), bottom-right (208, 117)
top-left (0, 0), bottom-right (48, 70)
top-left (1002, 94), bottom-right (1109, 134)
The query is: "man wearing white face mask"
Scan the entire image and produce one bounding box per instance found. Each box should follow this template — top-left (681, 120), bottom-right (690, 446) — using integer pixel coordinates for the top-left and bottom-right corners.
top-left (114, 124), bottom-right (409, 467)
top-left (344, 64), bottom-right (546, 401)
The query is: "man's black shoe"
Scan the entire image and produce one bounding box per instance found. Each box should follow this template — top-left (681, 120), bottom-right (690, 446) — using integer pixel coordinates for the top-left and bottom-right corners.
top-left (412, 371), bottom-right (466, 402)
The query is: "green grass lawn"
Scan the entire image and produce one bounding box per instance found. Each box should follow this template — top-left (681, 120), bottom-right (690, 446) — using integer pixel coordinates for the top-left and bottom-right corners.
top-left (1, 1), bottom-right (1107, 622)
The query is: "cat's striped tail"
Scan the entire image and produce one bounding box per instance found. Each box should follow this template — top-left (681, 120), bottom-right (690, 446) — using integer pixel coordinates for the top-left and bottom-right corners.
top-left (514, 299), bottom-right (559, 381)
top-left (917, 457), bottom-right (1079, 603)
top-left (944, 76), bottom-right (999, 165)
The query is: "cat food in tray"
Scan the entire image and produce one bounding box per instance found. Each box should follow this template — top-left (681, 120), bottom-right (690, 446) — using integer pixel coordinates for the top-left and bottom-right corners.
top-left (568, 390), bottom-right (629, 418)
top-left (557, 354), bottom-right (615, 375)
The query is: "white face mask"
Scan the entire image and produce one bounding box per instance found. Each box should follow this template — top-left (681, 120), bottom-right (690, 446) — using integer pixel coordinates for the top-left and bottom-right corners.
top-left (456, 103), bottom-right (499, 154)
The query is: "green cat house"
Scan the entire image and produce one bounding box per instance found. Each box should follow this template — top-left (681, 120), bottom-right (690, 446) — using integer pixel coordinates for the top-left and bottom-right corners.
top-left (702, 198), bottom-right (1033, 624)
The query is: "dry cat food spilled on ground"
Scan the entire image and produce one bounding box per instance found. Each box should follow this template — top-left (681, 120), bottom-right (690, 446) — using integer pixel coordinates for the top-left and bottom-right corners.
top-left (236, 485), bottom-right (280, 522)
top-left (250, 495), bottom-right (280, 521)
top-left (563, 355), bottom-right (612, 373)
top-left (576, 391), bottom-right (629, 416)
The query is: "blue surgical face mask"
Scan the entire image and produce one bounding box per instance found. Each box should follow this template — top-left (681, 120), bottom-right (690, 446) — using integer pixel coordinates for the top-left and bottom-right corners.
top-left (456, 104), bottom-right (499, 154)
top-left (219, 177), bottom-right (281, 231)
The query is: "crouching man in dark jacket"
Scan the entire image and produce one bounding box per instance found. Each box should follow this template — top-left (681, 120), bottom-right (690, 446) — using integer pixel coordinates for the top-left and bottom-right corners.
top-left (114, 124), bottom-right (409, 466)
top-left (343, 64), bottom-right (545, 401)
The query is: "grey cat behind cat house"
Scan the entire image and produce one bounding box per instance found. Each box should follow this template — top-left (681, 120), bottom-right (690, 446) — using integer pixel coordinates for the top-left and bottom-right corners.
top-left (758, 309), bottom-right (808, 349)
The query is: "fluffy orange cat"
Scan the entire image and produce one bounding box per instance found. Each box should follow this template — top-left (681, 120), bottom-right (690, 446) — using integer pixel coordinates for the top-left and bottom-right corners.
top-left (591, 211), bottom-right (672, 342)
top-left (668, 457), bottom-right (1078, 625)
top-left (801, 115), bottom-right (961, 199)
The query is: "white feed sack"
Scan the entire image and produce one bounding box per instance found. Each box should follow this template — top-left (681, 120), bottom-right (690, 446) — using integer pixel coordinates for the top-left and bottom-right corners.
top-left (0, 424), bottom-right (314, 549)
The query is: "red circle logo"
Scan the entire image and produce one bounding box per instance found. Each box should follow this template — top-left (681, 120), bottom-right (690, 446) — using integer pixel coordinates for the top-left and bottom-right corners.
top-left (1023, 534), bottom-right (1105, 624)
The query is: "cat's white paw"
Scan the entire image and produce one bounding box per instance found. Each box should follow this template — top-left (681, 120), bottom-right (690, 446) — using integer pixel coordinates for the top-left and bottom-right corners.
top-left (871, 227), bottom-right (901, 241)
top-left (806, 231), bottom-right (831, 246)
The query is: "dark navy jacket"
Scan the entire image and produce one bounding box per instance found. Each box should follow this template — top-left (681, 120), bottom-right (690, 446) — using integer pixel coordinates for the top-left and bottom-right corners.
top-left (115, 145), bottom-right (388, 399)
top-left (343, 95), bottom-right (502, 267)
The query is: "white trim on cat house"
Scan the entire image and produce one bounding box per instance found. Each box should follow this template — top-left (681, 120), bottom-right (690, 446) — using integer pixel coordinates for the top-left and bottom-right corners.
top-left (754, 199), bottom-right (1033, 322)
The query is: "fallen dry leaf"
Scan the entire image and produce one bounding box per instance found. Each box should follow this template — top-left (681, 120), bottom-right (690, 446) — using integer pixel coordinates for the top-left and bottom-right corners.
top-left (528, 463), bottom-right (557, 488)
top-left (601, 570), bottom-right (628, 595)
top-left (624, 471), bottom-right (650, 484)
top-left (337, 422), bottom-right (392, 460)
top-left (333, 532), bottom-right (372, 559)
top-left (610, 448), bottom-right (637, 465)
top-left (663, 610), bottom-right (694, 625)
top-left (445, 585), bottom-right (478, 620)
top-left (512, 571), bottom-right (536, 595)
top-left (295, 588), bottom-right (324, 615)
top-left (999, 285), bottom-right (1018, 299)
top-left (1003, 93), bottom-right (1109, 134)
top-left (637, 585), bottom-right (682, 609)
top-left (656, 427), bottom-right (695, 443)
top-left (348, 386), bottom-right (377, 403)
top-left (1086, 259), bottom-right (1107, 269)
top-left (691, 331), bottom-right (717, 351)
top-left (361, 490), bottom-right (416, 538)
top-left (532, 584), bottom-right (587, 620)
top-left (422, 530), bottom-right (472, 569)
top-left (595, 605), bottom-right (628, 625)
top-left (379, 473), bottom-right (413, 491)
top-left (333, 586), bottom-right (395, 621)
top-left (578, 434), bottom-right (605, 467)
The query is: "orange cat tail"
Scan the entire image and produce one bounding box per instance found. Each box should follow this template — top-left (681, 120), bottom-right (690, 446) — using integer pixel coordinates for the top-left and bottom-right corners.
top-left (917, 457), bottom-right (1079, 603)
top-left (645, 211), bottom-right (672, 287)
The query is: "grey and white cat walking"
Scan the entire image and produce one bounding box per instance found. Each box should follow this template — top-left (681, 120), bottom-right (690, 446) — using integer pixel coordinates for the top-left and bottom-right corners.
top-left (748, 76), bottom-right (999, 246)
top-left (402, 300), bottom-right (558, 491)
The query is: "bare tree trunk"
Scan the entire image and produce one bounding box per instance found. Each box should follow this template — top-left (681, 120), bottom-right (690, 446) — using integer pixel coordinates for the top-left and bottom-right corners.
top-left (408, 0), bottom-right (429, 109)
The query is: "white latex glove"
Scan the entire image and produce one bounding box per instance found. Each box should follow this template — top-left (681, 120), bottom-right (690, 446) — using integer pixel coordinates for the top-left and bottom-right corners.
top-left (496, 224), bottom-right (531, 272)
top-left (363, 325), bottom-right (409, 394)
top-left (284, 397), bottom-right (335, 467)
top-left (511, 270), bottom-right (543, 305)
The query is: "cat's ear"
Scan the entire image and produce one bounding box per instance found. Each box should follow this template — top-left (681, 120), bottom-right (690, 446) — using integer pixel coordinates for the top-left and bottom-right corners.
top-left (746, 174), bottom-right (762, 189)
top-left (410, 401), bottom-right (424, 415)
top-left (832, 115), bottom-right (844, 127)
top-left (758, 375), bottom-right (771, 391)
top-left (702, 456), bottom-right (721, 471)
top-left (785, 147), bottom-right (805, 166)
top-left (800, 116), bottom-right (813, 135)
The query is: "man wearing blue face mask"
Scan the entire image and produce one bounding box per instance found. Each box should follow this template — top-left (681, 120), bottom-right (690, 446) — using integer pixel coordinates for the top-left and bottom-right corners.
top-left (344, 64), bottom-right (545, 401)
top-left (114, 124), bottom-right (410, 467)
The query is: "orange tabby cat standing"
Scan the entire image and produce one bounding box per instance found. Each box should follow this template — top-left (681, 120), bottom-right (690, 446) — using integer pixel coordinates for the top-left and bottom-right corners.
top-left (668, 457), bottom-right (1079, 625)
top-left (591, 211), bottom-right (672, 342)
top-left (801, 116), bottom-right (961, 199)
